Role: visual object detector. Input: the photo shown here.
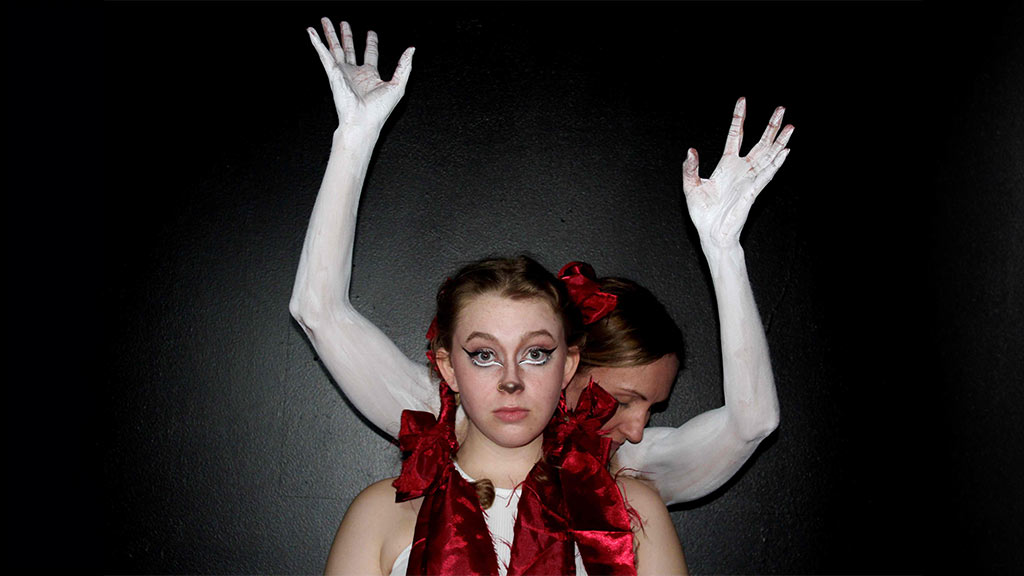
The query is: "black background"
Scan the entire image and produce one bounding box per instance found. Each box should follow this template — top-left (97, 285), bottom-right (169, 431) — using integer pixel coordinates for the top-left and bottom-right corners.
top-left (11, 1), bottom-right (1024, 574)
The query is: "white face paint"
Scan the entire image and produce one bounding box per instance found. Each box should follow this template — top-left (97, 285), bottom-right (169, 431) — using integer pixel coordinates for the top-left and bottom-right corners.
top-left (567, 354), bottom-right (679, 455)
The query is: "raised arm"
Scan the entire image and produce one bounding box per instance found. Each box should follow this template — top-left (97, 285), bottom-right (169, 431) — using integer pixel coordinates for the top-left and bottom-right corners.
top-left (617, 98), bottom-right (790, 504)
top-left (290, 19), bottom-right (435, 438)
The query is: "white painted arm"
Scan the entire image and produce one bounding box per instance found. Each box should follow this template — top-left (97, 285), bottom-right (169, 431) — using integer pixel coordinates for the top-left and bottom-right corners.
top-left (290, 19), bottom-right (435, 439)
top-left (617, 98), bottom-right (790, 505)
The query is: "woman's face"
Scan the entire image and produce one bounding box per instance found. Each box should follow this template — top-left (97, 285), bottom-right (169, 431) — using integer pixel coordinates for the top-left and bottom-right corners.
top-left (567, 354), bottom-right (678, 455)
top-left (437, 293), bottom-right (580, 450)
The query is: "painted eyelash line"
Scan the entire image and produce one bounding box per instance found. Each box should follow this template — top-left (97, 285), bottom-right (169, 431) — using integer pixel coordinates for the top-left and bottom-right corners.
top-left (462, 347), bottom-right (500, 368)
top-left (461, 346), bottom-right (558, 366)
top-left (463, 347), bottom-right (492, 359)
top-left (518, 346), bottom-right (558, 366)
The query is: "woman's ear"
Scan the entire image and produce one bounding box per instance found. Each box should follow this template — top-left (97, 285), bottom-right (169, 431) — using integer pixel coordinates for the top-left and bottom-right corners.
top-left (562, 345), bottom-right (581, 390)
top-left (435, 348), bottom-right (457, 392)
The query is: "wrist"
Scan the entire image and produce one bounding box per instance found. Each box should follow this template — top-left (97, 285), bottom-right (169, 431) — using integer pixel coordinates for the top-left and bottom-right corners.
top-left (700, 240), bottom-right (745, 274)
top-left (332, 125), bottom-right (383, 154)
top-left (697, 230), bottom-right (741, 254)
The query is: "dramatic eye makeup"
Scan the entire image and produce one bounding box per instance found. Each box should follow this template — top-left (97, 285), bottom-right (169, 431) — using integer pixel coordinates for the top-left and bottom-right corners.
top-left (461, 345), bottom-right (557, 368)
top-left (464, 347), bottom-right (501, 367)
top-left (520, 346), bottom-right (556, 366)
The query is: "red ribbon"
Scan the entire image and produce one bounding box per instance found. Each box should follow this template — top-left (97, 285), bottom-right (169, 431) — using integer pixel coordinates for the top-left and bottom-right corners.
top-left (393, 380), bottom-right (636, 575)
top-left (558, 261), bottom-right (618, 325)
top-left (542, 380), bottom-right (636, 576)
top-left (395, 383), bottom-right (499, 575)
top-left (425, 316), bottom-right (439, 342)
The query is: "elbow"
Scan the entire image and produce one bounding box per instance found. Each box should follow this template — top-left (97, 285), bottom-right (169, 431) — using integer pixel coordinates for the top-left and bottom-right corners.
top-left (289, 289), bottom-right (359, 342)
top-left (288, 295), bottom-right (302, 323)
top-left (289, 293), bottom-right (309, 329)
top-left (735, 402), bottom-right (780, 444)
top-left (757, 405), bottom-right (780, 441)
top-left (289, 291), bottom-right (326, 339)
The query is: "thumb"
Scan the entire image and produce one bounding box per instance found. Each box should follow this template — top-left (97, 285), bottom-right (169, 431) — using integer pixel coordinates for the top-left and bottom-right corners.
top-left (682, 148), bottom-right (701, 192)
top-left (391, 47), bottom-right (415, 89)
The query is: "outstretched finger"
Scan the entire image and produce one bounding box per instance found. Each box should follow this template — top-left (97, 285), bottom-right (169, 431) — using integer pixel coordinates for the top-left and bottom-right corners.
top-left (391, 47), bottom-right (416, 88)
top-left (340, 21), bottom-right (357, 65)
top-left (755, 124), bottom-right (794, 172)
top-left (771, 124), bottom-right (795, 156)
top-left (682, 148), bottom-right (702, 192)
top-left (723, 97), bottom-right (746, 157)
top-left (364, 30), bottom-right (379, 68)
top-left (748, 106), bottom-right (785, 159)
top-left (322, 18), bottom-right (344, 63)
top-left (753, 148), bottom-right (791, 191)
top-left (308, 26), bottom-right (336, 72)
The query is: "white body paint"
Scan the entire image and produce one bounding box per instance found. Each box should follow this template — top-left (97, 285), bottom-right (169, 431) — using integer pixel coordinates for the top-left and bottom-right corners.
top-left (291, 20), bottom-right (789, 506)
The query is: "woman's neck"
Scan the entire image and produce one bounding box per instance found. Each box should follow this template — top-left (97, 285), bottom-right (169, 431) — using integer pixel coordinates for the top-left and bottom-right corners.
top-left (455, 428), bottom-right (545, 490)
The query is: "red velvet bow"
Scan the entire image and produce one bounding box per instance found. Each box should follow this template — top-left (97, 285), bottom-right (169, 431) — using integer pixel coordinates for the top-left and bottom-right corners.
top-left (506, 381), bottom-right (635, 576)
top-left (392, 410), bottom-right (455, 501)
top-left (394, 383), bottom-right (501, 575)
top-left (547, 380), bottom-right (637, 576)
top-left (393, 380), bottom-right (637, 576)
top-left (393, 383), bottom-right (459, 500)
top-left (558, 261), bottom-right (618, 324)
top-left (506, 381), bottom-right (636, 576)
top-left (544, 378), bottom-right (618, 463)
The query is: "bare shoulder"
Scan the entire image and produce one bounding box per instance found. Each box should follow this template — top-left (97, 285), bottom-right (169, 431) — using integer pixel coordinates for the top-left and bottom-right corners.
top-left (616, 476), bottom-right (689, 576)
top-left (616, 475), bottom-right (663, 513)
top-left (325, 477), bottom-right (421, 576)
top-left (353, 477), bottom-right (411, 507)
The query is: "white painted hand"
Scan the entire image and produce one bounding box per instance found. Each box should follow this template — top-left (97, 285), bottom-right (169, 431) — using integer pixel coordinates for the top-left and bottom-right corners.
top-left (307, 18), bottom-right (415, 130)
top-left (682, 98), bottom-right (794, 248)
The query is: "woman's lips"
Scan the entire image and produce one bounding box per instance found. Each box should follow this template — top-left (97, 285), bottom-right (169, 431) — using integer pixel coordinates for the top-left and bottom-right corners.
top-left (493, 407), bottom-right (529, 422)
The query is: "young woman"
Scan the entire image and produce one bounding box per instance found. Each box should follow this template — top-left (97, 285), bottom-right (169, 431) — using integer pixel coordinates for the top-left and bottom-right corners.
top-left (291, 18), bottom-right (791, 505)
top-left (323, 256), bottom-right (688, 575)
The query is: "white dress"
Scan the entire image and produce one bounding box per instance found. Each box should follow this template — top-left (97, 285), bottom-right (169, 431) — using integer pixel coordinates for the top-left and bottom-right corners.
top-left (389, 463), bottom-right (588, 576)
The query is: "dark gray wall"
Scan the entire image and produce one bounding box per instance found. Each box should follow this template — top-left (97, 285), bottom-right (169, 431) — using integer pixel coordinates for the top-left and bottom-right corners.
top-left (20, 1), bottom-right (1018, 574)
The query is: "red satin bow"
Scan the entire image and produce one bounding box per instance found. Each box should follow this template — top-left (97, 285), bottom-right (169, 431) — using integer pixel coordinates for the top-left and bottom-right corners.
top-left (393, 380), bottom-right (637, 576)
top-left (544, 378), bottom-right (618, 466)
top-left (558, 261), bottom-right (618, 324)
top-left (394, 383), bottom-right (500, 575)
top-left (392, 402), bottom-right (456, 501)
top-left (545, 380), bottom-right (636, 576)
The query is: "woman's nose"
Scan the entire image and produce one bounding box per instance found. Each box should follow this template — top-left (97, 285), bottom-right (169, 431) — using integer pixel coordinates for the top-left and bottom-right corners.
top-left (498, 380), bottom-right (524, 394)
top-left (498, 365), bottom-right (524, 394)
top-left (620, 412), bottom-right (647, 444)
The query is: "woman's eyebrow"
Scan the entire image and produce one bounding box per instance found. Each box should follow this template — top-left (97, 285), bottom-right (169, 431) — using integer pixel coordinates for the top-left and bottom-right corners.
top-left (464, 329), bottom-right (556, 343)
top-left (522, 329), bottom-right (555, 341)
